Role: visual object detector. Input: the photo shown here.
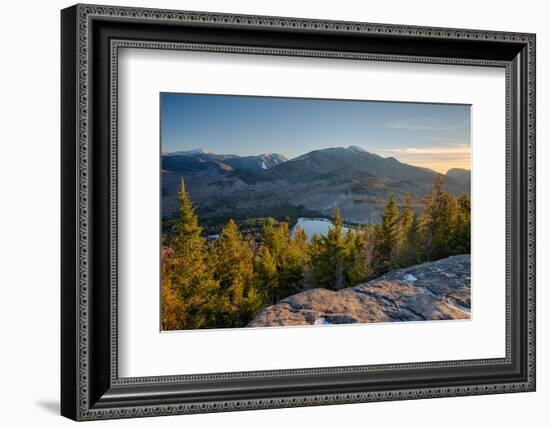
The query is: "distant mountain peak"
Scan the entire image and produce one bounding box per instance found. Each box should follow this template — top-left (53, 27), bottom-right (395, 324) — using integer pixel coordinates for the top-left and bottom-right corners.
top-left (162, 149), bottom-right (288, 173)
top-left (181, 148), bottom-right (210, 155)
top-left (347, 145), bottom-right (367, 153)
top-left (385, 156), bottom-right (400, 163)
top-left (161, 145), bottom-right (470, 224)
top-left (164, 148), bottom-right (211, 156)
top-left (446, 168), bottom-right (470, 186)
top-left (446, 167), bottom-right (470, 174)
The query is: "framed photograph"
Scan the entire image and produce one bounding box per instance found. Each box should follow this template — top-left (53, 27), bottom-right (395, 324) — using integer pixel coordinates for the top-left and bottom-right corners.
top-left (61, 4), bottom-right (536, 421)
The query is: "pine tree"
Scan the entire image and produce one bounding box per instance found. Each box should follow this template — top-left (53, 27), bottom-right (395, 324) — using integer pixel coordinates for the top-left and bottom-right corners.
top-left (172, 178), bottom-right (205, 257)
top-left (259, 218), bottom-right (311, 300)
top-left (163, 178), bottom-right (220, 330)
top-left (161, 266), bottom-right (187, 330)
top-left (397, 212), bottom-right (425, 267)
top-left (372, 195), bottom-right (400, 275)
top-left (423, 176), bottom-right (459, 260)
top-left (262, 218), bottom-right (290, 267)
top-left (328, 208), bottom-right (348, 288)
top-left (212, 219), bottom-right (264, 327)
top-left (309, 209), bottom-right (348, 290)
top-left (399, 193), bottom-right (415, 245)
top-left (255, 246), bottom-right (279, 304)
top-left (308, 233), bottom-right (327, 288)
top-left (361, 223), bottom-right (377, 273)
top-left (344, 226), bottom-right (369, 285)
top-left (453, 194), bottom-right (471, 254)
top-left (279, 226), bottom-right (309, 297)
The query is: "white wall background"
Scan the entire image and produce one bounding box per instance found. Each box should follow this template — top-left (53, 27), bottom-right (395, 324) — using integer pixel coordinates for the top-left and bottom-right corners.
top-left (0, 0), bottom-right (546, 424)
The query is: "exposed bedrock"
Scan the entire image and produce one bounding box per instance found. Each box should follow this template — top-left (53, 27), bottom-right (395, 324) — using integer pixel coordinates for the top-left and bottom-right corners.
top-left (247, 254), bottom-right (471, 327)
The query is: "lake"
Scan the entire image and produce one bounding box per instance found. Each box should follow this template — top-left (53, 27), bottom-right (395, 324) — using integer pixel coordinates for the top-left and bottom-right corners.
top-left (291, 218), bottom-right (352, 242)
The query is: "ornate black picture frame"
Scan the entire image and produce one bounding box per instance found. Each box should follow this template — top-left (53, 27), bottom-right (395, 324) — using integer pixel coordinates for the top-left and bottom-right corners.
top-left (61, 4), bottom-right (536, 421)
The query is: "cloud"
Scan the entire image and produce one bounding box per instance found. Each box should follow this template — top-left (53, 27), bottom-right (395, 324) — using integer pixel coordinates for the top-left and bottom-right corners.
top-left (374, 142), bottom-right (471, 173)
top-left (384, 118), bottom-right (468, 131)
top-left (377, 142), bottom-right (470, 156)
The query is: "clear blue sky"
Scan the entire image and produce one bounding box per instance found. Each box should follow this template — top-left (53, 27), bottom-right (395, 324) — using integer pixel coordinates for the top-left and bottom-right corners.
top-left (161, 93), bottom-right (471, 173)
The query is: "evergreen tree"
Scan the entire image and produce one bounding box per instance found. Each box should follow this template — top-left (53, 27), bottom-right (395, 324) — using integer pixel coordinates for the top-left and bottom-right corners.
top-left (361, 223), bottom-right (377, 274)
top-left (262, 218), bottom-right (290, 267)
top-left (212, 219), bottom-right (264, 327)
top-left (372, 195), bottom-right (400, 275)
top-left (423, 176), bottom-right (459, 260)
top-left (259, 219), bottom-right (311, 300)
top-left (309, 209), bottom-right (348, 290)
top-left (397, 212), bottom-right (425, 267)
top-left (327, 208), bottom-right (348, 289)
top-left (398, 193), bottom-right (415, 245)
top-left (163, 178), bottom-right (220, 330)
top-left (161, 267), bottom-right (187, 331)
top-left (172, 178), bottom-right (205, 257)
top-left (255, 246), bottom-right (279, 304)
top-left (453, 194), bottom-right (471, 254)
top-left (279, 226), bottom-right (309, 297)
top-left (308, 233), bottom-right (326, 288)
top-left (344, 226), bottom-right (369, 285)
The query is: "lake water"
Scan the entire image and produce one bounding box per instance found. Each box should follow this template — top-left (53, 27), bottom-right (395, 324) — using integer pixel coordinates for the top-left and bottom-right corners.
top-left (291, 218), bottom-right (352, 242)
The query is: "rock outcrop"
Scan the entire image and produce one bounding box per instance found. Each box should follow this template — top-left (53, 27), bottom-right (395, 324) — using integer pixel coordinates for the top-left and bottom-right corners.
top-left (247, 255), bottom-right (471, 327)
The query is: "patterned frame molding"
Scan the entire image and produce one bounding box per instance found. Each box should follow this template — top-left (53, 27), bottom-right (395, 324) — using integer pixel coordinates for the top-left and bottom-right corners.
top-left (109, 41), bottom-right (512, 386)
top-left (61, 4), bottom-right (536, 421)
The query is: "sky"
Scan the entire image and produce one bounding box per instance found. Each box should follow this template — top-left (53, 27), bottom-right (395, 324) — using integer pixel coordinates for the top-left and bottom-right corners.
top-left (161, 93), bottom-right (471, 173)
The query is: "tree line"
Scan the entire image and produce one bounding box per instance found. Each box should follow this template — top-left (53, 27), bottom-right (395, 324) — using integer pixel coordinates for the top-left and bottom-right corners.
top-left (162, 176), bottom-right (470, 330)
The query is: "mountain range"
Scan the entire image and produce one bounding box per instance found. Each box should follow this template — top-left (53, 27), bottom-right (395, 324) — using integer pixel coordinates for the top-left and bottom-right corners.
top-left (161, 146), bottom-right (470, 229)
top-left (162, 148), bottom-right (287, 173)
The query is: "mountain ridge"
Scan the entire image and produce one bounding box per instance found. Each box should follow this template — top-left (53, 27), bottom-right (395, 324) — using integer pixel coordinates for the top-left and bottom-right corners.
top-left (163, 146), bottom-right (470, 176)
top-left (161, 146), bottom-right (470, 227)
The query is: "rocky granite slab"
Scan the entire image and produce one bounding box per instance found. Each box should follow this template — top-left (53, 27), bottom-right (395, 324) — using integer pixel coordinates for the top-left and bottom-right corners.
top-left (247, 254), bottom-right (471, 327)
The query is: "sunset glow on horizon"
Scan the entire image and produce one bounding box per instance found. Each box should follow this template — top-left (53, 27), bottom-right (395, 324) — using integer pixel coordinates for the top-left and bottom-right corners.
top-left (375, 142), bottom-right (471, 173)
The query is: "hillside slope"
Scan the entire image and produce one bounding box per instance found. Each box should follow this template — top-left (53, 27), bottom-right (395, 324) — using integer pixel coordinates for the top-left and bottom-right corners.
top-left (161, 146), bottom-right (470, 225)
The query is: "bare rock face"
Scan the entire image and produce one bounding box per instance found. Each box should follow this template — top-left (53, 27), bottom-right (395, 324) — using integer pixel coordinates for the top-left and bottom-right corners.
top-left (247, 255), bottom-right (471, 327)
